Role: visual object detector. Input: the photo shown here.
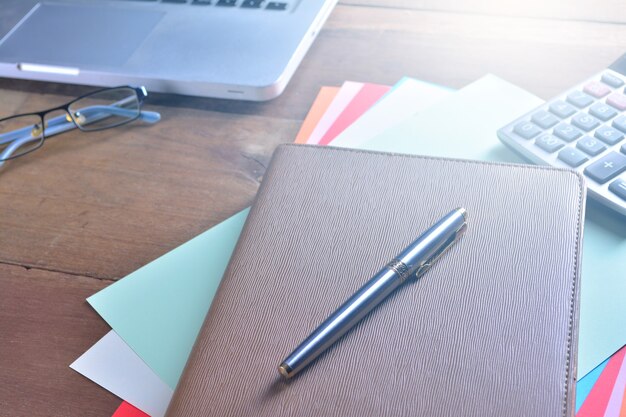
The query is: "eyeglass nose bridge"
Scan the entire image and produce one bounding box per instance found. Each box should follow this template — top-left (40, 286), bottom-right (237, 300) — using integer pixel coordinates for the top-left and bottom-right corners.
top-left (35, 106), bottom-right (82, 137)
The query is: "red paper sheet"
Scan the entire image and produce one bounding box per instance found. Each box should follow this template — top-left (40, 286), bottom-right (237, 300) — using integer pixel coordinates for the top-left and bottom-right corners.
top-left (112, 401), bottom-right (150, 417)
top-left (578, 347), bottom-right (626, 417)
top-left (318, 83), bottom-right (390, 146)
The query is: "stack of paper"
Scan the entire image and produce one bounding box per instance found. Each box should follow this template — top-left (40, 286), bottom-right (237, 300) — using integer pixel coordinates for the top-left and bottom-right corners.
top-left (71, 75), bottom-right (626, 417)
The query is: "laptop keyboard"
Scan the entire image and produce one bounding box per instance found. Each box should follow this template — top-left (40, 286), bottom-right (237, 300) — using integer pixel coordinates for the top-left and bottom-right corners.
top-left (122, 0), bottom-right (290, 10)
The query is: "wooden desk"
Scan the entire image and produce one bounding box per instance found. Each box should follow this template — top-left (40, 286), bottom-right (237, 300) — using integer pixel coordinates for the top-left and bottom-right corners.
top-left (0, 1), bottom-right (624, 415)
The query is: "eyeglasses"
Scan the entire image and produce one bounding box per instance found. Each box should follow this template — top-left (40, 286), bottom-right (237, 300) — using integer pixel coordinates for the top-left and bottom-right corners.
top-left (0, 86), bottom-right (161, 165)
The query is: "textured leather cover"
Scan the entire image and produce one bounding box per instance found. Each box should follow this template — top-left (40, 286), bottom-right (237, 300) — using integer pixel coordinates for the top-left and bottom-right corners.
top-left (166, 144), bottom-right (586, 417)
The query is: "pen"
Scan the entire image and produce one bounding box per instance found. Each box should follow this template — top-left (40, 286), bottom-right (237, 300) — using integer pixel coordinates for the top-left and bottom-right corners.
top-left (278, 207), bottom-right (468, 379)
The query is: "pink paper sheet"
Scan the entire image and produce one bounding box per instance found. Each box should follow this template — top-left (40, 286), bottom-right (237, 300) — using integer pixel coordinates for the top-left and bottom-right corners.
top-left (578, 347), bottom-right (626, 417)
top-left (605, 347), bottom-right (626, 417)
top-left (318, 83), bottom-right (390, 146)
top-left (306, 81), bottom-right (363, 144)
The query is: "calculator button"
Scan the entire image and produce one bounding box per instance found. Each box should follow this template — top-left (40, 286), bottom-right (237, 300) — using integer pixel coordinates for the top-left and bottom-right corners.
top-left (583, 81), bottom-right (611, 98)
top-left (513, 121), bottom-right (541, 139)
top-left (567, 91), bottom-right (594, 108)
top-left (549, 100), bottom-right (577, 118)
top-left (558, 147), bottom-right (588, 167)
top-left (589, 102), bottom-right (618, 121)
top-left (602, 73), bottom-right (624, 88)
top-left (612, 115), bottom-right (626, 134)
top-left (609, 178), bottom-right (626, 201)
top-left (584, 152), bottom-right (626, 183)
top-left (571, 112), bottom-right (600, 131)
top-left (577, 136), bottom-right (606, 156)
top-left (553, 123), bottom-right (582, 142)
top-left (531, 110), bottom-right (558, 129)
top-left (535, 134), bottom-right (564, 153)
top-left (607, 92), bottom-right (626, 111)
top-left (595, 126), bottom-right (625, 145)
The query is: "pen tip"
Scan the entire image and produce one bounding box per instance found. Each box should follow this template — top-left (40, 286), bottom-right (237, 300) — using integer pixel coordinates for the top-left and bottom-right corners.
top-left (278, 363), bottom-right (292, 379)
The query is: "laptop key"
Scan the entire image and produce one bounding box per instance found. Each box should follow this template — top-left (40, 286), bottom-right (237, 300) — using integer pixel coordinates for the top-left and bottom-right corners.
top-left (558, 147), bottom-right (588, 167)
top-left (571, 112), bottom-right (600, 131)
top-left (567, 91), bottom-right (594, 108)
top-left (513, 121), bottom-right (541, 139)
top-left (241, 0), bottom-right (263, 7)
top-left (584, 152), bottom-right (626, 184)
top-left (192, 0), bottom-right (211, 4)
top-left (549, 100), bottom-right (576, 118)
top-left (577, 136), bottom-right (606, 156)
top-left (553, 123), bottom-right (582, 142)
top-left (531, 110), bottom-right (558, 128)
top-left (622, 143), bottom-right (626, 155)
top-left (589, 102), bottom-right (618, 121)
top-left (595, 125), bottom-right (624, 145)
top-left (217, 0), bottom-right (237, 6)
top-left (266, 1), bottom-right (287, 9)
top-left (610, 178), bottom-right (626, 201)
top-left (602, 73), bottom-right (624, 88)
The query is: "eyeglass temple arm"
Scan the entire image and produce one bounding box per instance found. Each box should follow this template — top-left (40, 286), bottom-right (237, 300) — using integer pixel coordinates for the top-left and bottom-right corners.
top-left (0, 107), bottom-right (160, 147)
top-left (0, 107), bottom-right (160, 163)
top-left (0, 135), bottom-right (39, 167)
top-left (74, 106), bottom-right (160, 126)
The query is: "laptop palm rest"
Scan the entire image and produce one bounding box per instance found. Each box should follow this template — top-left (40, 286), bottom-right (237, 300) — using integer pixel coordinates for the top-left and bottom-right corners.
top-left (0, 3), bottom-right (164, 70)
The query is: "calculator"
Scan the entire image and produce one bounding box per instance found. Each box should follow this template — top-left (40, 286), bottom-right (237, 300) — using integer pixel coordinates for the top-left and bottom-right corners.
top-left (498, 53), bottom-right (626, 216)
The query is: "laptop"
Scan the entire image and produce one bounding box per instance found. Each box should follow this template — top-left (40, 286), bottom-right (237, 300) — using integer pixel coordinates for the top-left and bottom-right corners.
top-left (0, 0), bottom-right (337, 100)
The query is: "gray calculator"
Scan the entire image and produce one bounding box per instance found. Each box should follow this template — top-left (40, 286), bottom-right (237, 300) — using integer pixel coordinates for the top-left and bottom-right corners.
top-left (498, 53), bottom-right (626, 216)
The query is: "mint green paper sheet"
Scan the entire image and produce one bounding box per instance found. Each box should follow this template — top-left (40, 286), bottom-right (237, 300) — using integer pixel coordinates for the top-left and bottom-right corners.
top-left (85, 77), bottom-right (435, 391)
top-left (87, 209), bottom-right (248, 389)
top-left (87, 75), bottom-right (623, 394)
top-left (351, 74), bottom-right (626, 379)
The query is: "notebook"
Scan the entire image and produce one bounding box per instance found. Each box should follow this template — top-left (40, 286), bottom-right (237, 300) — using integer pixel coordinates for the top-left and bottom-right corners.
top-left (166, 145), bottom-right (585, 417)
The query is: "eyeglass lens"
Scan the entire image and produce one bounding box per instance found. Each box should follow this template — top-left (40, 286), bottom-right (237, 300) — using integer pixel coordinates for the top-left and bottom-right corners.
top-left (69, 87), bottom-right (140, 132)
top-left (0, 114), bottom-right (45, 161)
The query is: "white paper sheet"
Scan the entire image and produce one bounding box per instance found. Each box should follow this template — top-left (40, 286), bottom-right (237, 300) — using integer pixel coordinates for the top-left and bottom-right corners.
top-left (306, 81), bottom-right (363, 144)
top-left (332, 77), bottom-right (452, 148)
top-left (70, 331), bottom-right (173, 417)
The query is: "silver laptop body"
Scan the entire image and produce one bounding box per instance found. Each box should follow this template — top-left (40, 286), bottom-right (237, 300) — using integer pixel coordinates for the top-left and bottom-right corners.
top-left (0, 0), bottom-right (337, 100)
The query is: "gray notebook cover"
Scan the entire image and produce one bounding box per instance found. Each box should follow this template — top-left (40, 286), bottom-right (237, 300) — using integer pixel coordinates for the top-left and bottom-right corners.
top-left (167, 144), bottom-right (586, 417)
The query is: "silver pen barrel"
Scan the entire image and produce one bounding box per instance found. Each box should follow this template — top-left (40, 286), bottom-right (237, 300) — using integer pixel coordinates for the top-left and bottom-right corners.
top-left (278, 207), bottom-right (467, 379)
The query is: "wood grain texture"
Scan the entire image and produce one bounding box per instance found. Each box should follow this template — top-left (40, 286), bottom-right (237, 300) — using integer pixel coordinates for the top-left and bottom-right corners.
top-left (0, 264), bottom-right (117, 417)
top-left (1, 4), bottom-right (625, 279)
top-left (0, 0), bottom-right (623, 415)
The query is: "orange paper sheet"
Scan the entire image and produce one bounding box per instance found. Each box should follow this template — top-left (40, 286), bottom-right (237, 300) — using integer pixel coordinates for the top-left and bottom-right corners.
top-left (620, 387), bottom-right (626, 417)
top-left (294, 86), bottom-right (340, 144)
top-left (578, 347), bottom-right (626, 417)
top-left (112, 401), bottom-right (150, 417)
top-left (319, 83), bottom-right (390, 146)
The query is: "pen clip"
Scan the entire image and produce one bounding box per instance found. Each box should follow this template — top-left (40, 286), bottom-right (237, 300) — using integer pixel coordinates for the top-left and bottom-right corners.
top-left (415, 221), bottom-right (467, 279)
